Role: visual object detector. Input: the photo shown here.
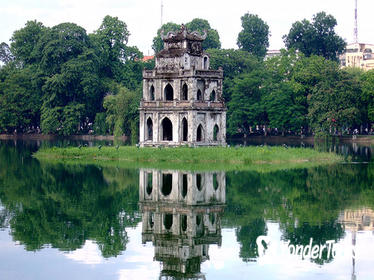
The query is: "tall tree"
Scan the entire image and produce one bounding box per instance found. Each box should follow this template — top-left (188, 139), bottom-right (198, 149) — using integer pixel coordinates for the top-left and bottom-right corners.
top-left (10, 20), bottom-right (47, 66)
top-left (237, 13), bottom-right (269, 58)
top-left (0, 66), bottom-right (41, 133)
top-left (227, 68), bottom-right (266, 136)
top-left (185, 18), bottom-right (221, 50)
top-left (206, 48), bottom-right (259, 102)
top-left (37, 22), bottom-right (89, 75)
top-left (92, 15), bottom-right (131, 79)
top-left (308, 64), bottom-right (363, 134)
top-left (361, 70), bottom-right (374, 123)
top-left (262, 49), bottom-right (308, 134)
top-left (283, 12), bottom-right (346, 61)
top-left (103, 84), bottom-right (140, 139)
top-left (36, 23), bottom-right (102, 135)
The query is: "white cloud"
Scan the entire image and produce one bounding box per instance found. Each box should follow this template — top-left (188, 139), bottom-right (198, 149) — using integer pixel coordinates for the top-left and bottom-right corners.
top-left (64, 240), bottom-right (104, 265)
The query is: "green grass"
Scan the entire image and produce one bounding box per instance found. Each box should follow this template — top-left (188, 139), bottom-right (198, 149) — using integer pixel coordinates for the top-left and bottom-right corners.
top-left (33, 146), bottom-right (343, 172)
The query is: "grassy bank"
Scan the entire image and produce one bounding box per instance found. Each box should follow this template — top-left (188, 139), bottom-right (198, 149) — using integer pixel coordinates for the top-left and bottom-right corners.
top-left (34, 146), bottom-right (343, 172)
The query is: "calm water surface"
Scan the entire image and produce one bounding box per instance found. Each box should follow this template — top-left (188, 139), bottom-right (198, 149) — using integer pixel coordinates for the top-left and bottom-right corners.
top-left (0, 140), bottom-right (373, 280)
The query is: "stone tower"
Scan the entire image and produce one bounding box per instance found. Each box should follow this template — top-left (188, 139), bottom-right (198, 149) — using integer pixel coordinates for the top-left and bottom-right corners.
top-left (139, 25), bottom-right (226, 147)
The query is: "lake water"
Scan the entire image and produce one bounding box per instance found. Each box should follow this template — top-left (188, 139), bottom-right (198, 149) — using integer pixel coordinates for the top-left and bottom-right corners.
top-left (0, 139), bottom-right (373, 280)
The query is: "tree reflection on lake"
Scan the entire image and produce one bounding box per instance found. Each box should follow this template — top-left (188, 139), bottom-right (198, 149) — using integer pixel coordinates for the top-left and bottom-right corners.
top-left (0, 141), bottom-right (140, 257)
top-left (0, 140), bottom-right (374, 279)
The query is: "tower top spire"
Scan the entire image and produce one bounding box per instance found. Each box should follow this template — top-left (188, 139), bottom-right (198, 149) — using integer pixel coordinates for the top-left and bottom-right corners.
top-left (160, 0), bottom-right (163, 27)
top-left (354, 0), bottom-right (358, 43)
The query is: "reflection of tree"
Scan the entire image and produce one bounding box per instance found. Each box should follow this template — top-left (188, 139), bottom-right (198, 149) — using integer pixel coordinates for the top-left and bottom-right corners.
top-left (2, 141), bottom-right (374, 266)
top-left (0, 207), bottom-right (10, 229)
top-left (225, 163), bottom-right (374, 264)
top-left (281, 221), bottom-right (344, 264)
top-left (0, 142), bottom-right (139, 257)
top-left (236, 219), bottom-right (267, 261)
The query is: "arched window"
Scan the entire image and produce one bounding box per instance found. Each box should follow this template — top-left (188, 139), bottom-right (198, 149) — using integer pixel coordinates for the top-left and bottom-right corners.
top-left (149, 213), bottom-right (154, 228)
top-left (182, 118), bottom-right (188, 141)
top-left (196, 215), bottom-right (202, 226)
top-left (182, 174), bottom-right (188, 198)
top-left (204, 56), bottom-right (208, 69)
top-left (149, 85), bottom-right (155, 101)
top-left (213, 173), bottom-right (219, 190)
top-left (196, 215), bottom-right (203, 236)
top-left (213, 124), bottom-right (219, 141)
top-left (209, 213), bottom-right (215, 225)
top-left (181, 215), bottom-right (187, 232)
top-left (164, 214), bottom-right (173, 230)
top-left (182, 84), bottom-right (188, 100)
top-left (146, 118), bottom-right (153, 141)
top-left (196, 124), bottom-right (204, 142)
top-left (196, 174), bottom-right (202, 191)
top-left (164, 83), bottom-right (174, 101)
top-left (161, 117), bottom-right (173, 141)
top-left (210, 90), bottom-right (216, 101)
top-left (146, 172), bottom-right (153, 195)
top-left (197, 89), bottom-right (202, 101)
top-left (162, 173), bottom-right (172, 196)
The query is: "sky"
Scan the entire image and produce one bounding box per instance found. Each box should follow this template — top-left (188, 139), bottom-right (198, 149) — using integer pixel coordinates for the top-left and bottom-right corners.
top-left (1, 0), bottom-right (373, 55)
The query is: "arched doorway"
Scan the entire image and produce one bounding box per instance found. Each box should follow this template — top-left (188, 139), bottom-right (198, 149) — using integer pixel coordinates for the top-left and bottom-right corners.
top-left (161, 117), bottom-right (173, 141)
top-left (210, 90), bottom-right (216, 101)
top-left (146, 118), bottom-right (153, 141)
top-left (182, 118), bottom-right (188, 141)
top-left (182, 84), bottom-right (188, 100)
top-left (196, 124), bottom-right (204, 142)
top-left (149, 85), bottom-right (155, 101)
top-left (164, 83), bottom-right (174, 101)
top-left (197, 89), bottom-right (202, 101)
top-left (213, 124), bottom-right (219, 141)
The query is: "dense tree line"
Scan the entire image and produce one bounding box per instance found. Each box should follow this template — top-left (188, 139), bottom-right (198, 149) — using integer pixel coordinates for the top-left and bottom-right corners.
top-left (225, 49), bottom-right (373, 137)
top-left (1, 12), bottom-right (373, 138)
top-left (0, 16), bottom-right (150, 138)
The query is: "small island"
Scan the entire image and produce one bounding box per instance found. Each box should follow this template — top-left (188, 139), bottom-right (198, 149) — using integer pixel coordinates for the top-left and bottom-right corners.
top-left (34, 146), bottom-right (343, 172)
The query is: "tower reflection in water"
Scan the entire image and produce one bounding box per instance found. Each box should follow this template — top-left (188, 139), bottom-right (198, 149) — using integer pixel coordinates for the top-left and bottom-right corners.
top-left (139, 169), bottom-right (226, 279)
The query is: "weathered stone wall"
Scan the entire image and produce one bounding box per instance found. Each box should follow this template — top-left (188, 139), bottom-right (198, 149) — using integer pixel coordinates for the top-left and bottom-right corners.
top-left (139, 169), bottom-right (226, 205)
top-left (139, 109), bottom-right (226, 145)
top-left (139, 168), bottom-right (225, 277)
top-left (139, 27), bottom-right (226, 147)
